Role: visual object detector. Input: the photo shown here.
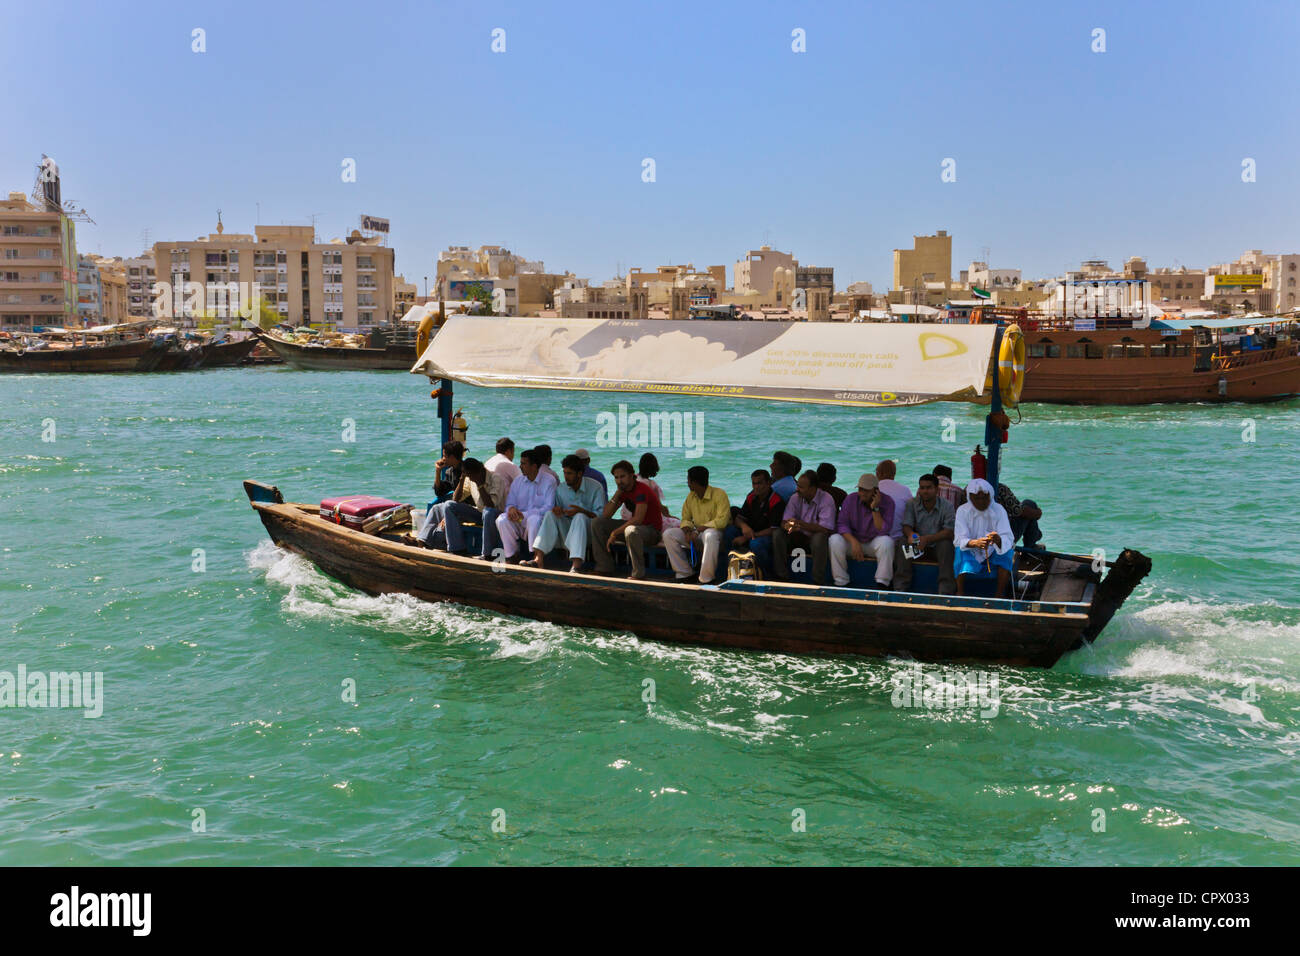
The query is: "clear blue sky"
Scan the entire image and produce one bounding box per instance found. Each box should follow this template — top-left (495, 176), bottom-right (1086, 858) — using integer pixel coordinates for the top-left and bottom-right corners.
top-left (3, 0), bottom-right (1297, 290)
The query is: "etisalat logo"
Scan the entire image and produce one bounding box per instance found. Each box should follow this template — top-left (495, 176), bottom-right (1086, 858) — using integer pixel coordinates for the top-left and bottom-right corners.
top-left (0, 666), bottom-right (103, 718)
top-left (595, 403), bottom-right (705, 459)
top-left (50, 886), bottom-right (151, 936)
top-left (890, 662), bottom-right (1001, 718)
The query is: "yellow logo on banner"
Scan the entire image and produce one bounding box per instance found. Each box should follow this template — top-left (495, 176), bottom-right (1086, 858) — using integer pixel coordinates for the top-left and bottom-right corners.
top-left (918, 332), bottom-right (968, 361)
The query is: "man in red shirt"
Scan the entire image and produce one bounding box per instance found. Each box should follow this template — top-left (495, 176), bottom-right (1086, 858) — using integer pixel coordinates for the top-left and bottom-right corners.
top-left (592, 459), bottom-right (664, 579)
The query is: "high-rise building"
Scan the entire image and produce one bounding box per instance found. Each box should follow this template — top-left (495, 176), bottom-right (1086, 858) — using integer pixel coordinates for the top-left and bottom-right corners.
top-left (0, 190), bottom-right (79, 331)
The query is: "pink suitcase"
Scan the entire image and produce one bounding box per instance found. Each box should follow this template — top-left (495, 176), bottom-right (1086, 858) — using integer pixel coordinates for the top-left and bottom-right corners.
top-left (319, 495), bottom-right (404, 529)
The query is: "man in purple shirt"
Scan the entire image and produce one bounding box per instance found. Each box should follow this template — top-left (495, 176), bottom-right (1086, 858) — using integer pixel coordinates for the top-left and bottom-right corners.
top-left (771, 470), bottom-right (837, 585)
top-left (830, 474), bottom-right (897, 588)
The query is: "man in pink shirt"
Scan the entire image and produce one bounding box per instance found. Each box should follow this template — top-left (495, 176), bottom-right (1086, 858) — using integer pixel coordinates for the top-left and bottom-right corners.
top-left (771, 470), bottom-right (838, 585)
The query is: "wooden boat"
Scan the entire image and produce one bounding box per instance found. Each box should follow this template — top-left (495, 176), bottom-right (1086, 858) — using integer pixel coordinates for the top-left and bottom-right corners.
top-left (256, 328), bottom-right (416, 371)
top-left (153, 330), bottom-right (261, 370)
top-left (197, 335), bottom-right (259, 368)
top-left (246, 485), bottom-right (1150, 667)
top-left (0, 327), bottom-right (167, 373)
top-left (1005, 308), bottom-right (1300, 404)
top-left (246, 315), bottom-right (1152, 668)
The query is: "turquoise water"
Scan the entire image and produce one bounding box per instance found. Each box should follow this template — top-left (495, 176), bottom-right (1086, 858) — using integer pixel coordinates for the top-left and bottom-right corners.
top-left (1, 368), bottom-right (1297, 865)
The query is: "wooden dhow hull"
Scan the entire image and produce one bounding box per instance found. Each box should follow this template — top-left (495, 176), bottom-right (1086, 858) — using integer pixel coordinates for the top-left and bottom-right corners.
top-left (256, 332), bottom-right (414, 371)
top-left (197, 336), bottom-right (260, 368)
top-left (248, 495), bottom-right (1151, 668)
top-left (1020, 327), bottom-right (1300, 404)
top-left (0, 336), bottom-right (166, 373)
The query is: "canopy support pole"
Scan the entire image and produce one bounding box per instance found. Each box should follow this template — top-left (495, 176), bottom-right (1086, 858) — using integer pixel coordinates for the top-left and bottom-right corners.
top-left (984, 324), bottom-right (1004, 490)
top-left (437, 378), bottom-right (454, 449)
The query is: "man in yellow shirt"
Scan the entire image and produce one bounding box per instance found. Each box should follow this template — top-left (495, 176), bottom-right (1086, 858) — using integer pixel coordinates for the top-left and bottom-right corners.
top-left (663, 465), bottom-right (731, 584)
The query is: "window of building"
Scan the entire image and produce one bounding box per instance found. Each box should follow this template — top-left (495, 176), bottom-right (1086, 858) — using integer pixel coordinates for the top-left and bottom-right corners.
top-left (2, 226), bottom-right (20, 236)
top-left (1045, 344), bottom-right (1061, 358)
top-left (1027, 343), bottom-right (1045, 358)
top-left (1149, 344), bottom-right (1169, 357)
top-left (1125, 345), bottom-right (1145, 358)
top-left (1171, 343), bottom-right (1191, 357)
top-left (4, 249), bottom-right (18, 259)
top-left (1107, 345), bottom-right (1125, 359)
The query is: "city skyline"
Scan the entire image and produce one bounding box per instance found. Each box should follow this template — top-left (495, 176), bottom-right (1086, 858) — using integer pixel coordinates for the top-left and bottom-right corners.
top-left (3, 0), bottom-right (1298, 290)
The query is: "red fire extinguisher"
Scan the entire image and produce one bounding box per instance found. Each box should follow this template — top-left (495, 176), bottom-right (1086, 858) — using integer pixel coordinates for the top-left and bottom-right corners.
top-left (971, 444), bottom-right (987, 480)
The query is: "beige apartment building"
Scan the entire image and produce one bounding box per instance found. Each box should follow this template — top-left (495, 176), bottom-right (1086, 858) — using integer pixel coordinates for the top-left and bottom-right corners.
top-left (735, 246), bottom-right (796, 295)
top-left (153, 221), bottom-right (395, 328)
top-left (394, 274), bottom-right (418, 320)
top-left (0, 191), bottom-right (79, 330)
top-left (124, 254), bottom-right (156, 318)
top-left (94, 258), bottom-right (129, 323)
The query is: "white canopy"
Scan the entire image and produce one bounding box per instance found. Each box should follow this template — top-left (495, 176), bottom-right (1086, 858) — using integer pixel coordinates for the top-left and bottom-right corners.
top-left (412, 316), bottom-right (1000, 407)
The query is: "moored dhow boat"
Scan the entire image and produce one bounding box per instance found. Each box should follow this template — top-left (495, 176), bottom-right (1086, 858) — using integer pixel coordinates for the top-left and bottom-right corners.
top-left (0, 323), bottom-right (168, 373)
top-left (149, 328), bottom-right (260, 370)
top-left (256, 325), bottom-right (418, 371)
top-left (246, 316), bottom-right (1152, 668)
top-left (993, 306), bottom-right (1300, 405)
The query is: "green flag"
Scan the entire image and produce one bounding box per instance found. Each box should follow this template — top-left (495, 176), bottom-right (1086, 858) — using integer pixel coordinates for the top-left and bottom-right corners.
top-left (972, 286), bottom-right (991, 299)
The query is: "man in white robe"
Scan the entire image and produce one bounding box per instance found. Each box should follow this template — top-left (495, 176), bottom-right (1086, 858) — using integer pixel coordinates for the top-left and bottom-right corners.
top-left (954, 478), bottom-right (1015, 598)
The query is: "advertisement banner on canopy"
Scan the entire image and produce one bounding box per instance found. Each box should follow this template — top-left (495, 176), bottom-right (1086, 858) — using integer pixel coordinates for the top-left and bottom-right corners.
top-left (412, 316), bottom-right (1000, 407)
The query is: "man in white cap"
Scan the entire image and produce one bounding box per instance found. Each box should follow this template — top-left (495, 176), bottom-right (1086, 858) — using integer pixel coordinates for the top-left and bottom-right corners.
top-left (954, 478), bottom-right (1015, 598)
top-left (574, 448), bottom-right (607, 496)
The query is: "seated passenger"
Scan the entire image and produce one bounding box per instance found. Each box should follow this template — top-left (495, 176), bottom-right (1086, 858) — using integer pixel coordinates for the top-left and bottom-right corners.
top-left (954, 478), bottom-right (1014, 598)
top-left (817, 462), bottom-right (847, 509)
top-left (573, 447), bottom-right (608, 496)
top-left (995, 481), bottom-right (1044, 550)
top-left (485, 437), bottom-right (522, 488)
top-left (769, 451), bottom-right (800, 503)
top-left (526, 453), bottom-right (606, 572)
top-left (494, 448), bottom-right (558, 562)
top-left (772, 470), bottom-right (837, 585)
top-left (433, 440), bottom-right (465, 502)
top-left (534, 444), bottom-right (560, 484)
top-left (932, 464), bottom-right (966, 508)
top-left (623, 452), bottom-right (679, 529)
top-left (723, 469), bottom-right (785, 576)
top-left (419, 457), bottom-right (508, 555)
top-left (592, 459), bottom-right (665, 580)
top-left (875, 459), bottom-right (910, 538)
top-left (663, 465), bottom-right (731, 584)
top-left (892, 473), bottom-right (956, 595)
top-left (829, 474), bottom-right (896, 589)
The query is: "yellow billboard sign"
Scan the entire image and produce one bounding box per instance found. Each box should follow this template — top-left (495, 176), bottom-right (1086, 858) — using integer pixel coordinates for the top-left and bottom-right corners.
top-left (1214, 274), bottom-right (1264, 288)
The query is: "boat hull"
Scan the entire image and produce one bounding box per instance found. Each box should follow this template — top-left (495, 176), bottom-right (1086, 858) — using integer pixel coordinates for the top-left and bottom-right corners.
top-left (257, 332), bottom-right (414, 370)
top-left (252, 499), bottom-right (1112, 668)
top-left (0, 336), bottom-right (165, 373)
top-left (196, 336), bottom-right (260, 368)
top-left (1020, 327), bottom-right (1300, 404)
